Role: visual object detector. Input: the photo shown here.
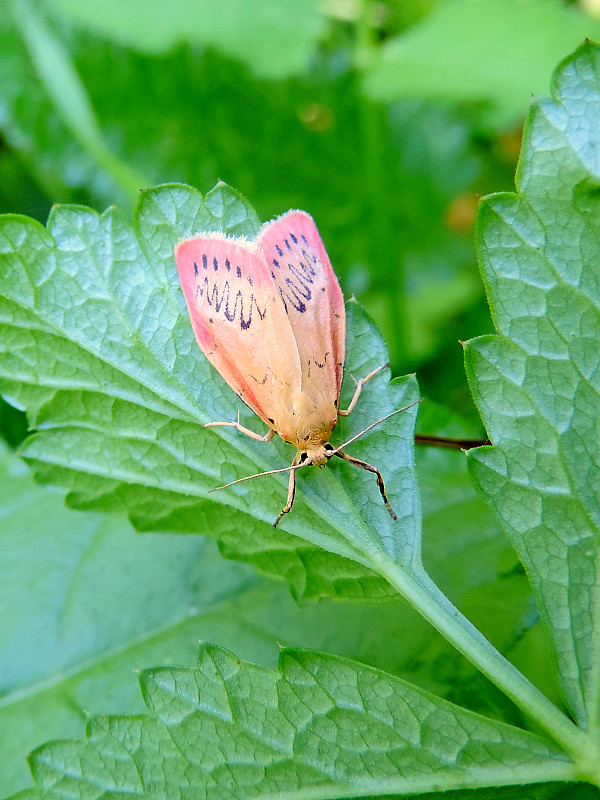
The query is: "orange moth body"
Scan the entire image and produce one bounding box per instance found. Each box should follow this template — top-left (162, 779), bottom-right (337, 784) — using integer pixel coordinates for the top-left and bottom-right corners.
top-left (175, 210), bottom-right (397, 525)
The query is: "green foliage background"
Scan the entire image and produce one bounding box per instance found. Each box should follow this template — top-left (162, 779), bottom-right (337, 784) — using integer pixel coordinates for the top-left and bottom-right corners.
top-left (1, 0), bottom-right (600, 797)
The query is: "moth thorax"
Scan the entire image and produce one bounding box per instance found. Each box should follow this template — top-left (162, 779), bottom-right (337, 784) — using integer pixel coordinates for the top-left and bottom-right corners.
top-left (285, 390), bottom-right (337, 450)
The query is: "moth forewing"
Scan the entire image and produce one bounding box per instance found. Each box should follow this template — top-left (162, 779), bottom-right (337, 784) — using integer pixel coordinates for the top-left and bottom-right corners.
top-left (258, 210), bottom-right (345, 403)
top-left (175, 234), bottom-right (301, 430)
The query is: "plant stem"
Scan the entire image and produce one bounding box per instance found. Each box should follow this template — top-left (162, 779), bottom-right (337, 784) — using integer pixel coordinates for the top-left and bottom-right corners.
top-left (414, 433), bottom-right (490, 449)
top-left (371, 553), bottom-right (591, 759)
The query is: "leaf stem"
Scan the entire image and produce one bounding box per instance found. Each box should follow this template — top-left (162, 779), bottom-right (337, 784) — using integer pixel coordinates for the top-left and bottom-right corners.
top-left (414, 433), bottom-right (490, 449)
top-left (370, 554), bottom-right (590, 759)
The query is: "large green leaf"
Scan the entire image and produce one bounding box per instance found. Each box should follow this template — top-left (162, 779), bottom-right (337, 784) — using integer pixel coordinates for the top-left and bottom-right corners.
top-left (0, 180), bottom-right (420, 591)
top-left (13, 645), bottom-right (572, 799)
top-left (466, 41), bottom-right (600, 732)
top-left (2, 180), bottom-right (555, 750)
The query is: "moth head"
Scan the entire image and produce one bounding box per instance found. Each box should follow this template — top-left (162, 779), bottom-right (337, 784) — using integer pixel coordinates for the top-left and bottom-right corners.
top-left (299, 441), bottom-right (335, 468)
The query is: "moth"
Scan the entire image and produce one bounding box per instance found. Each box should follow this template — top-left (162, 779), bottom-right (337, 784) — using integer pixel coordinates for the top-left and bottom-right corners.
top-left (176, 210), bottom-right (399, 526)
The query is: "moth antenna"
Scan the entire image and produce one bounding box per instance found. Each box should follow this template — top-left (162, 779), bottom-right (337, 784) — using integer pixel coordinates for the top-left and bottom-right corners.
top-left (209, 462), bottom-right (306, 492)
top-left (332, 398), bottom-right (422, 454)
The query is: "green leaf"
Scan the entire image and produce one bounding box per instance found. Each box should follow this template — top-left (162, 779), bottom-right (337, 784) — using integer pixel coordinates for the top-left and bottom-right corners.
top-left (0, 180), bottom-right (420, 592)
top-left (364, 0), bottom-right (600, 129)
top-left (0, 422), bottom-right (570, 794)
top-left (47, 0), bottom-right (326, 80)
top-left (466, 41), bottom-right (600, 732)
top-left (17, 644), bottom-right (572, 799)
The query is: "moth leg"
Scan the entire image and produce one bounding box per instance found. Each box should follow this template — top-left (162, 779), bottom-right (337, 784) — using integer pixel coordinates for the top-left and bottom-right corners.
top-left (204, 412), bottom-right (275, 442)
top-left (338, 363), bottom-right (389, 417)
top-left (335, 449), bottom-right (398, 520)
top-left (274, 453), bottom-right (300, 527)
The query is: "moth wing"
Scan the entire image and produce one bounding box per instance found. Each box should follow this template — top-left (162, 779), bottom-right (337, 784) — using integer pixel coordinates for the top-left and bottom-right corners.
top-left (257, 211), bottom-right (345, 405)
top-left (176, 235), bottom-right (301, 427)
